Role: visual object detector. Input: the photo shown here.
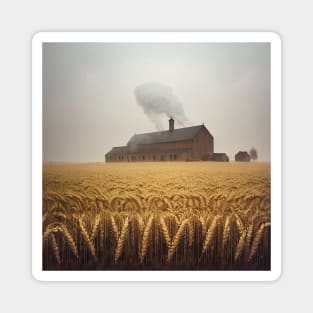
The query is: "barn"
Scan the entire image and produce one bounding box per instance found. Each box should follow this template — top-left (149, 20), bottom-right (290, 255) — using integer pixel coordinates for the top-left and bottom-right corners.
top-left (105, 118), bottom-right (214, 162)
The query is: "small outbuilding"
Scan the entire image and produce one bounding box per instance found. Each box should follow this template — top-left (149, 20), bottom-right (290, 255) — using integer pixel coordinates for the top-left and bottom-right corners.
top-left (235, 151), bottom-right (251, 162)
top-left (203, 153), bottom-right (229, 162)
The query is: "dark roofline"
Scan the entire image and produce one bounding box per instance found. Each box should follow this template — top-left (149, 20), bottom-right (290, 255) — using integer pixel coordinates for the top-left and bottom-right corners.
top-left (105, 146), bottom-right (129, 156)
top-left (129, 124), bottom-right (211, 139)
top-left (127, 124), bottom-right (213, 146)
top-left (193, 124), bottom-right (213, 139)
top-left (212, 152), bottom-right (228, 156)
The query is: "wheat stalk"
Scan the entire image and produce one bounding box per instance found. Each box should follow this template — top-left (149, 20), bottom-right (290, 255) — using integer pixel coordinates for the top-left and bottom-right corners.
top-left (43, 225), bottom-right (60, 241)
top-left (235, 230), bottom-right (247, 261)
top-left (248, 222), bottom-right (271, 262)
top-left (159, 216), bottom-right (171, 248)
top-left (245, 222), bottom-right (254, 250)
top-left (167, 219), bottom-right (188, 263)
top-left (91, 214), bottom-right (101, 240)
top-left (139, 214), bottom-right (154, 263)
top-left (110, 214), bottom-right (119, 242)
top-left (50, 233), bottom-right (61, 265)
top-left (201, 216), bottom-right (218, 255)
top-left (136, 214), bottom-right (144, 235)
top-left (115, 217), bottom-right (129, 263)
top-left (188, 220), bottom-right (194, 248)
top-left (199, 216), bottom-right (207, 238)
top-left (136, 214), bottom-right (144, 252)
top-left (222, 215), bottom-right (231, 249)
top-left (79, 217), bottom-right (97, 260)
top-left (234, 213), bottom-right (244, 235)
top-left (60, 224), bottom-right (79, 259)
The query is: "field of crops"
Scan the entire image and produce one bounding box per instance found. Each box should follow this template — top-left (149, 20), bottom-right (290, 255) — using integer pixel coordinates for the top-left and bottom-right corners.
top-left (43, 162), bottom-right (271, 270)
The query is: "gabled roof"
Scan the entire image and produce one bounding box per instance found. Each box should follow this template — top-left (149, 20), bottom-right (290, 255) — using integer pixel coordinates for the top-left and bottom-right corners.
top-left (106, 146), bottom-right (128, 155)
top-left (127, 125), bottom-right (212, 146)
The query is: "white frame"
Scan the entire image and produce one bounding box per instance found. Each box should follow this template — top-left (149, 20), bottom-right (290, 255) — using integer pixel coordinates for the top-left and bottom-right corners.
top-left (32, 32), bottom-right (281, 281)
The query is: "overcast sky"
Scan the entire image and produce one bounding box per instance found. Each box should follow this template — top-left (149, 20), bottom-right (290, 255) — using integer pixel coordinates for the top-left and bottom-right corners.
top-left (43, 42), bottom-right (270, 162)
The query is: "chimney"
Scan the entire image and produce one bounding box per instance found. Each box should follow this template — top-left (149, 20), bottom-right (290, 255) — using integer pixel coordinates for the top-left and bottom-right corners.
top-left (169, 117), bottom-right (174, 131)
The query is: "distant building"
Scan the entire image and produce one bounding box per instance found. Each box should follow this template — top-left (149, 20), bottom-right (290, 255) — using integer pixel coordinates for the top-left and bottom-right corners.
top-left (235, 151), bottom-right (251, 162)
top-left (105, 118), bottom-right (214, 162)
top-left (203, 153), bottom-right (229, 162)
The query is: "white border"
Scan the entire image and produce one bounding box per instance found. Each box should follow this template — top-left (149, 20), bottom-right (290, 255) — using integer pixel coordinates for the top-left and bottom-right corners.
top-left (32, 32), bottom-right (281, 281)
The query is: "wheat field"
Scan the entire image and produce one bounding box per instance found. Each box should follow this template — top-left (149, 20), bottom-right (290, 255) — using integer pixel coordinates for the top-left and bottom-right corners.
top-left (42, 162), bottom-right (271, 270)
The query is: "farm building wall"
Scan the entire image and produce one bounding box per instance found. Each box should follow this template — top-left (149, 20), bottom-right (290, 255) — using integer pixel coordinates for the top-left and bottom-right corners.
top-left (137, 140), bottom-right (193, 153)
top-left (105, 149), bottom-right (192, 162)
top-left (192, 127), bottom-right (214, 160)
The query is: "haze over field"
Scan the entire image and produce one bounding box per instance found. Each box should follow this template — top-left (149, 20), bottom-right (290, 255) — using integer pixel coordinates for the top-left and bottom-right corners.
top-left (43, 42), bottom-right (270, 162)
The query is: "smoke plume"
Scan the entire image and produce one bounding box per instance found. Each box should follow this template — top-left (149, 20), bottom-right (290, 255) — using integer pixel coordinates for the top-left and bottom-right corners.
top-left (134, 82), bottom-right (190, 130)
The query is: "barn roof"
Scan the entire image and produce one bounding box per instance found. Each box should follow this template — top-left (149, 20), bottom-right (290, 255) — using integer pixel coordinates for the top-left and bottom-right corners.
top-left (235, 151), bottom-right (249, 156)
top-left (127, 125), bottom-right (211, 145)
top-left (212, 153), bottom-right (228, 157)
top-left (106, 146), bottom-right (128, 155)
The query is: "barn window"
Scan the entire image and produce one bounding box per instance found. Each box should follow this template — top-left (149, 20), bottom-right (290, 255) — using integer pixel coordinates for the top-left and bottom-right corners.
top-left (174, 154), bottom-right (177, 160)
top-left (142, 156), bottom-right (145, 160)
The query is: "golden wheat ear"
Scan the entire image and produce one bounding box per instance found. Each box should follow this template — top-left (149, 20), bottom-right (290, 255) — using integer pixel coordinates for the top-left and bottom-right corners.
top-left (167, 219), bottom-right (188, 263)
top-left (222, 215), bottom-right (231, 249)
top-left (159, 215), bottom-right (171, 249)
top-left (110, 214), bottom-right (119, 243)
top-left (91, 214), bottom-right (101, 240)
top-left (248, 222), bottom-right (271, 262)
top-left (235, 230), bottom-right (247, 261)
top-left (139, 214), bottom-right (154, 263)
top-left (60, 225), bottom-right (79, 259)
top-left (114, 217), bottom-right (129, 263)
top-left (201, 216), bottom-right (219, 255)
top-left (78, 217), bottom-right (97, 261)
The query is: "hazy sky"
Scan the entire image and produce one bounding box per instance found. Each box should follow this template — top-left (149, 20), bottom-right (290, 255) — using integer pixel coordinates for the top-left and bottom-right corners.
top-left (43, 42), bottom-right (270, 162)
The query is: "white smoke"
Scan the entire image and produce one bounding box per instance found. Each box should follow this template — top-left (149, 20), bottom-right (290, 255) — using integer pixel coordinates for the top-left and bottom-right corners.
top-left (134, 82), bottom-right (190, 130)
